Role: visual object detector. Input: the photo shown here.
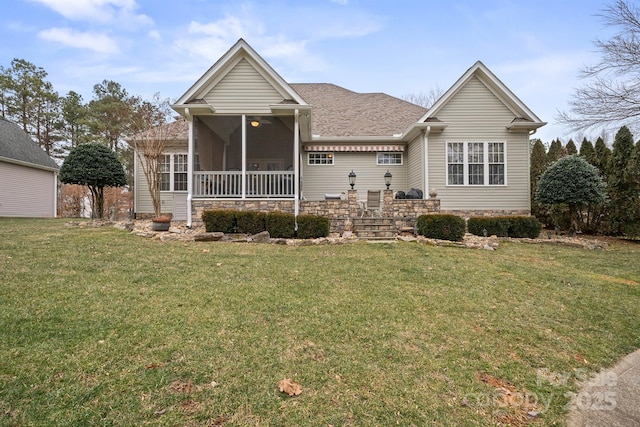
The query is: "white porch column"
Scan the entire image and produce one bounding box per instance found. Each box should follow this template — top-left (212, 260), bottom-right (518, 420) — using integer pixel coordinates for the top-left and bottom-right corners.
top-left (186, 109), bottom-right (194, 227)
top-left (241, 114), bottom-right (246, 199)
top-left (294, 109), bottom-right (300, 221)
top-left (423, 126), bottom-right (430, 198)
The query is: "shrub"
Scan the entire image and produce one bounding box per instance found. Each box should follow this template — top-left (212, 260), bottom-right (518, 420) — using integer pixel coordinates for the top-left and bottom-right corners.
top-left (508, 216), bottom-right (542, 239)
top-left (202, 209), bottom-right (236, 233)
top-left (416, 214), bottom-right (466, 241)
top-left (266, 212), bottom-right (296, 238)
top-left (467, 217), bottom-right (510, 237)
top-left (236, 211), bottom-right (266, 235)
top-left (297, 215), bottom-right (330, 239)
top-left (468, 216), bottom-right (542, 239)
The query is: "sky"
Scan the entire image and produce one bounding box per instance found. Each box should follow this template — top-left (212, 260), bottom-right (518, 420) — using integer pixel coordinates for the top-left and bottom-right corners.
top-left (0, 0), bottom-right (620, 144)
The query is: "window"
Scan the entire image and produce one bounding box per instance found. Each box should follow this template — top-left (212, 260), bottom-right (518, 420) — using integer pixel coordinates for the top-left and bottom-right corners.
top-left (447, 142), bottom-right (505, 186)
top-left (377, 152), bottom-right (403, 165)
top-left (447, 143), bottom-right (464, 185)
top-left (160, 153), bottom-right (188, 192)
top-left (308, 152), bottom-right (334, 165)
top-left (174, 154), bottom-right (188, 191)
top-left (160, 155), bottom-right (171, 191)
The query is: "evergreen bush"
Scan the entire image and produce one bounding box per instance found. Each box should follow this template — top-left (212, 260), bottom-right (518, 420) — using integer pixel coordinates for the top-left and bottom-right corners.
top-left (297, 215), bottom-right (330, 239)
top-left (266, 212), bottom-right (296, 238)
top-left (202, 209), bottom-right (236, 233)
top-left (467, 217), bottom-right (510, 237)
top-left (236, 211), bottom-right (267, 235)
top-left (416, 214), bottom-right (466, 241)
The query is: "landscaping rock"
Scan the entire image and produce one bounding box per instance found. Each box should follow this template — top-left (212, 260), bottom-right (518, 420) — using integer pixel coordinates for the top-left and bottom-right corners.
top-left (247, 230), bottom-right (270, 243)
top-left (194, 232), bottom-right (224, 242)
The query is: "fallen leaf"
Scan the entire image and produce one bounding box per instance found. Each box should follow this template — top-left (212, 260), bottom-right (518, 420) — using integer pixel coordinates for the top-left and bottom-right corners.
top-left (216, 262), bottom-right (222, 266)
top-left (278, 378), bottom-right (302, 396)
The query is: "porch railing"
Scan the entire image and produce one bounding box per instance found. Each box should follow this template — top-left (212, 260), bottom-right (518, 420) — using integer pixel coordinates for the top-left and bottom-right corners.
top-left (193, 171), bottom-right (295, 198)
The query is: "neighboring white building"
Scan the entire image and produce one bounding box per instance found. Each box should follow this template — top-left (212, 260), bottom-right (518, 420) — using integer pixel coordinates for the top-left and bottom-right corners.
top-left (130, 39), bottom-right (546, 226)
top-left (0, 117), bottom-right (59, 217)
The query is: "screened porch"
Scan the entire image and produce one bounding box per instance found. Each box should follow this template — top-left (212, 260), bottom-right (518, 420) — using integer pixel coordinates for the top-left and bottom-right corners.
top-left (192, 115), bottom-right (296, 198)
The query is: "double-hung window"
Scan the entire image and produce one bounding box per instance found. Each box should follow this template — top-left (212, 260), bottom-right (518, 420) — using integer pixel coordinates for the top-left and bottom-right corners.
top-left (160, 153), bottom-right (188, 192)
top-left (446, 142), bottom-right (505, 186)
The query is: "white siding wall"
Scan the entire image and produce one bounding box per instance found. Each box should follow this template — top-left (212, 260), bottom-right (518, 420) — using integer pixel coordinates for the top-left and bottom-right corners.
top-left (204, 58), bottom-right (284, 113)
top-left (428, 77), bottom-right (531, 211)
top-left (302, 152), bottom-right (407, 201)
top-left (0, 161), bottom-right (56, 217)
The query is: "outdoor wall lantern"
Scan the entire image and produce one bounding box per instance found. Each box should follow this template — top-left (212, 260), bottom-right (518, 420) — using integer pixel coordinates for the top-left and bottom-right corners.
top-left (348, 170), bottom-right (357, 189)
top-left (384, 170), bottom-right (392, 189)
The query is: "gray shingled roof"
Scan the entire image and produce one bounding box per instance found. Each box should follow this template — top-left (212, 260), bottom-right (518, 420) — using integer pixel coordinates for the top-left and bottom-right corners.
top-left (290, 83), bottom-right (428, 137)
top-left (0, 116), bottom-right (59, 170)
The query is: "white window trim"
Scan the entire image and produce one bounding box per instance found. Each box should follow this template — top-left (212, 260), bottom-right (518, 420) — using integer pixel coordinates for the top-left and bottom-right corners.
top-left (307, 152), bottom-right (334, 165)
top-left (160, 152), bottom-right (189, 192)
top-left (445, 141), bottom-right (507, 186)
top-left (376, 152), bottom-right (403, 165)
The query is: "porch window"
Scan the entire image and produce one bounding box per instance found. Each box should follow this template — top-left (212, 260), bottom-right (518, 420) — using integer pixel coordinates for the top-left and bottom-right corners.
top-left (160, 153), bottom-right (188, 192)
top-left (376, 152), bottom-right (402, 165)
top-left (308, 152), bottom-right (334, 165)
top-left (447, 142), bottom-right (505, 186)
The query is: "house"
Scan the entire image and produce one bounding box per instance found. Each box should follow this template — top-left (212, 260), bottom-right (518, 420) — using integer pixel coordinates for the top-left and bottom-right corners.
top-left (0, 116), bottom-right (59, 217)
top-left (131, 38), bottom-right (545, 229)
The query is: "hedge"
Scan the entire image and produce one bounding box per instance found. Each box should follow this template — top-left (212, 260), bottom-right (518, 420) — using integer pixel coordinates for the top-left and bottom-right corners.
top-left (468, 216), bottom-right (542, 239)
top-left (416, 214), bottom-right (466, 241)
top-left (266, 211), bottom-right (296, 238)
top-left (202, 209), bottom-right (236, 233)
top-left (235, 211), bottom-right (267, 235)
top-left (297, 215), bottom-right (330, 239)
top-left (202, 209), bottom-right (330, 239)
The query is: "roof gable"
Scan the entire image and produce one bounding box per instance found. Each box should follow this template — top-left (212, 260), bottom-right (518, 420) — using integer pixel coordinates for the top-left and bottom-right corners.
top-left (420, 61), bottom-right (545, 129)
top-left (173, 39), bottom-right (307, 114)
top-left (0, 117), bottom-right (59, 171)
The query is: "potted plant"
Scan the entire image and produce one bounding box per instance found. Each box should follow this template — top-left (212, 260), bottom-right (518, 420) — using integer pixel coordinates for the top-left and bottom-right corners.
top-left (151, 215), bottom-right (171, 231)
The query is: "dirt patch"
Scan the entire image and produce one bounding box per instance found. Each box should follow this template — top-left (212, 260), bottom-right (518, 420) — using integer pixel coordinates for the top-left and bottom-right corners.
top-left (475, 373), bottom-right (540, 426)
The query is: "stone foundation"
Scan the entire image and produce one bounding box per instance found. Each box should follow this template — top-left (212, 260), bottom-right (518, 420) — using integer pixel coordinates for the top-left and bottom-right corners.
top-left (187, 193), bottom-right (528, 232)
top-left (441, 209), bottom-right (531, 219)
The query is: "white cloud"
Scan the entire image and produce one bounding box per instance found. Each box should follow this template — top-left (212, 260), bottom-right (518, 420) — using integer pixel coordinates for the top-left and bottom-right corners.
top-left (38, 27), bottom-right (120, 54)
top-left (28, 0), bottom-right (152, 26)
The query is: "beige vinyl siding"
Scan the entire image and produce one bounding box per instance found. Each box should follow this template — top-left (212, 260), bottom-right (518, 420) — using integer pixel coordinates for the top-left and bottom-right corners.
top-left (204, 58), bottom-right (284, 113)
top-left (302, 152), bottom-right (407, 201)
top-left (406, 136), bottom-right (423, 190)
top-left (0, 161), bottom-right (56, 217)
top-left (428, 76), bottom-right (530, 211)
top-left (135, 144), bottom-right (188, 216)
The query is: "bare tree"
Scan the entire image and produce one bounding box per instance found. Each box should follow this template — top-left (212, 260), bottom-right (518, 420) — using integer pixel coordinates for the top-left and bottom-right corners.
top-left (401, 86), bottom-right (444, 108)
top-left (128, 94), bottom-right (179, 219)
top-left (558, 0), bottom-right (640, 132)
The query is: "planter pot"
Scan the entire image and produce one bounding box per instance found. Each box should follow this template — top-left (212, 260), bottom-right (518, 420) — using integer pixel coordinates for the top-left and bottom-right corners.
top-left (152, 220), bottom-right (171, 232)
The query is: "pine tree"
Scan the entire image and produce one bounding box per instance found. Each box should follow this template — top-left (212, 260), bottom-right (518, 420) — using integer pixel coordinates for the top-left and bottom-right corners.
top-left (594, 137), bottom-right (612, 179)
top-left (547, 139), bottom-right (564, 163)
top-left (566, 139), bottom-right (578, 155)
top-left (530, 139), bottom-right (549, 221)
top-left (579, 138), bottom-right (598, 166)
top-left (608, 126), bottom-right (637, 235)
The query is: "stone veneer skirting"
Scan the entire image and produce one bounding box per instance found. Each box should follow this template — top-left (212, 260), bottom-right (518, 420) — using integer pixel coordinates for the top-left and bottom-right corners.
top-left (188, 192), bottom-right (530, 232)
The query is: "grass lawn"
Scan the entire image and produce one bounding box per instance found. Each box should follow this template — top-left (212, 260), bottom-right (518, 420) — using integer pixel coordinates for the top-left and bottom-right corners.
top-left (1, 218), bottom-right (639, 426)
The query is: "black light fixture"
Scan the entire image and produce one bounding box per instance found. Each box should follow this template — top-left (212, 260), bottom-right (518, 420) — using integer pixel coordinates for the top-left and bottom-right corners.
top-left (348, 170), bottom-right (356, 189)
top-left (384, 170), bottom-right (392, 189)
